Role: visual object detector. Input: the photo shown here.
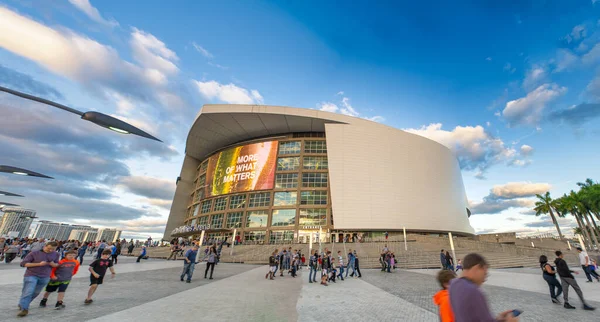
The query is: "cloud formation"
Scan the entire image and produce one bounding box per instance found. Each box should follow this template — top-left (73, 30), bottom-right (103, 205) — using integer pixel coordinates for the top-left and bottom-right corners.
top-left (469, 181), bottom-right (550, 215)
top-left (191, 42), bottom-right (213, 58)
top-left (0, 65), bottom-right (63, 99)
top-left (548, 103), bottom-right (600, 126)
top-left (119, 176), bottom-right (175, 200)
top-left (68, 0), bottom-right (119, 28)
top-left (193, 80), bottom-right (264, 104)
top-left (404, 123), bottom-right (529, 177)
top-left (502, 83), bottom-right (567, 126)
top-left (317, 94), bottom-right (384, 122)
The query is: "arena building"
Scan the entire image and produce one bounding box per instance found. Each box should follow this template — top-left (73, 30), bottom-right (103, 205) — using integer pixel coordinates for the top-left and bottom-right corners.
top-left (164, 105), bottom-right (474, 243)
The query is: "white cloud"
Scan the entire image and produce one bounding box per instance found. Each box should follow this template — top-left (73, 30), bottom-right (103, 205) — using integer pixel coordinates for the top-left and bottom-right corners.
top-left (318, 102), bottom-right (339, 113)
top-left (337, 91), bottom-right (344, 95)
top-left (193, 80), bottom-right (264, 104)
top-left (486, 57), bottom-right (492, 61)
top-left (130, 27), bottom-right (179, 79)
top-left (490, 182), bottom-right (550, 199)
top-left (340, 97), bottom-right (359, 117)
top-left (502, 83), bottom-right (567, 126)
top-left (317, 96), bottom-right (384, 122)
top-left (554, 49), bottom-right (579, 72)
top-left (191, 42), bottom-right (213, 58)
top-left (68, 0), bottom-right (119, 28)
top-left (520, 144), bottom-right (533, 156)
top-left (404, 123), bottom-right (526, 176)
top-left (486, 121), bottom-right (491, 127)
top-left (523, 66), bottom-right (547, 90)
top-left (582, 43), bottom-right (600, 65)
top-left (0, 7), bottom-right (179, 102)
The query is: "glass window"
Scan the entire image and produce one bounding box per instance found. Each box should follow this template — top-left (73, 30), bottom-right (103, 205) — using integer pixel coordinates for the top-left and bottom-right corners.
top-left (277, 157), bottom-right (299, 171)
top-left (304, 141), bottom-right (327, 154)
top-left (273, 192), bottom-right (297, 206)
top-left (300, 191), bottom-right (328, 205)
top-left (275, 173), bottom-right (298, 189)
top-left (196, 174), bottom-right (206, 200)
top-left (198, 215), bottom-right (209, 226)
top-left (269, 230), bottom-right (294, 243)
top-left (193, 191), bottom-right (201, 204)
top-left (226, 212), bottom-right (243, 228)
top-left (302, 173), bottom-right (328, 188)
top-left (278, 141), bottom-right (301, 155)
top-left (299, 209), bottom-right (327, 226)
top-left (248, 192), bottom-right (270, 208)
top-left (201, 200), bottom-right (212, 214)
top-left (246, 210), bottom-right (268, 228)
top-left (210, 214), bottom-right (224, 229)
top-left (214, 197), bottom-right (228, 211)
top-left (229, 195), bottom-right (246, 209)
top-left (244, 231), bottom-right (266, 242)
top-left (199, 161), bottom-right (208, 173)
top-left (190, 218), bottom-right (197, 226)
top-left (303, 156), bottom-right (328, 170)
top-left (192, 205), bottom-right (200, 217)
top-left (271, 209), bottom-right (296, 227)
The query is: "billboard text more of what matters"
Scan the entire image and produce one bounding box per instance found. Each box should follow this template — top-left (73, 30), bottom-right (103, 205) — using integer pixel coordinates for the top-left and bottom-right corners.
top-left (205, 141), bottom-right (278, 197)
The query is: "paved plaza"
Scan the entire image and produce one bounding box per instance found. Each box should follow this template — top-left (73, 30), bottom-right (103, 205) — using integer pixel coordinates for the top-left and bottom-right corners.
top-left (1, 255), bottom-right (599, 321)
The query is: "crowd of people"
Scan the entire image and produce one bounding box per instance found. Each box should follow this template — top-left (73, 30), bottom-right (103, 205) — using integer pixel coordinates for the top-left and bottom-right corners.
top-left (265, 247), bottom-right (363, 286)
top-left (432, 249), bottom-right (597, 322)
top-left (0, 236), bottom-right (152, 318)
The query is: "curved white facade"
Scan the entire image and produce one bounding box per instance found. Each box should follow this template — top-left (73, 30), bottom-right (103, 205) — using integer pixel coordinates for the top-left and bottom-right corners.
top-left (164, 104), bottom-right (474, 239)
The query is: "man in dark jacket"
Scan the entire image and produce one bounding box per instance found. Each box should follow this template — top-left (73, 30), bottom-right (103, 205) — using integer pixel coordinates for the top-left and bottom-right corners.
top-left (554, 250), bottom-right (595, 310)
top-left (440, 249), bottom-right (446, 269)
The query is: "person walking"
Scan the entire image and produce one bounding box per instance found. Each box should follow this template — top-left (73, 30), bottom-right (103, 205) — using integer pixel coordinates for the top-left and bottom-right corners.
top-left (337, 251), bottom-right (345, 281)
top-left (449, 253), bottom-right (519, 322)
top-left (204, 245), bottom-right (217, 279)
top-left (4, 240), bottom-right (20, 263)
top-left (17, 241), bottom-right (60, 317)
top-left (539, 255), bottom-right (562, 304)
top-left (445, 251), bottom-right (454, 271)
top-left (576, 247), bottom-right (597, 283)
top-left (180, 245), bottom-right (199, 283)
top-left (77, 243), bottom-right (88, 265)
top-left (309, 250), bottom-right (318, 283)
top-left (353, 250), bottom-right (362, 278)
top-left (85, 249), bottom-right (116, 305)
top-left (127, 241), bottom-right (135, 255)
top-left (39, 250), bottom-right (79, 310)
top-left (440, 249), bottom-right (446, 270)
top-left (167, 243), bottom-right (179, 261)
top-left (266, 250), bottom-right (278, 280)
top-left (136, 245), bottom-right (147, 263)
top-left (347, 249), bottom-right (356, 278)
top-left (555, 250), bottom-right (595, 310)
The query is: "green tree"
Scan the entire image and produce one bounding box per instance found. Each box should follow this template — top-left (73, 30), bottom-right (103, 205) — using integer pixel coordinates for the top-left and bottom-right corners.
top-left (534, 191), bottom-right (564, 240)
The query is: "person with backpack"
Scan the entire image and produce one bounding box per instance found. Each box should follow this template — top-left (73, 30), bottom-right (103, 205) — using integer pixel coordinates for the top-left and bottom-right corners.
top-left (539, 255), bottom-right (562, 304)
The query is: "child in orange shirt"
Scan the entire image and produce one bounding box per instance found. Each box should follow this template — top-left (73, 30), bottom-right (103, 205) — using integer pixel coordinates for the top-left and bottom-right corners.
top-left (40, 250), bottom-right (80, 309)
top-left (433, 269), bottom-right (456, 322)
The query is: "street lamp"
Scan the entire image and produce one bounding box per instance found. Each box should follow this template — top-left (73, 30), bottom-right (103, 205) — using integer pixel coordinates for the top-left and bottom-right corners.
top-left (0, 85), bottom-right (162, 142)
top-left (0, 190), bottom-right (24, 197)
top-left (0, 165), bottom-right (53, 179)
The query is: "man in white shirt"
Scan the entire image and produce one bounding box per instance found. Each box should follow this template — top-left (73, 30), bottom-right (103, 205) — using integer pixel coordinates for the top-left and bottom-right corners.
top-left (577, 247), bottom-right (597, 282)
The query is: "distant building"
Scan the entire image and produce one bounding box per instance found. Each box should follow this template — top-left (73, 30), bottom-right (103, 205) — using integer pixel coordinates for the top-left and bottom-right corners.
top-left (68, 225), bottom-right (98, 241)
top-left (97, 228), bottom-right (122, 243)
top-left (0, 207), bottom-right (37, 238)
top-left (33, 221), bottom-right (73, 240)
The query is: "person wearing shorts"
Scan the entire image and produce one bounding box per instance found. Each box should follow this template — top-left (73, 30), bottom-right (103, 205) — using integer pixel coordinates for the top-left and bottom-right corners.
top-left (40, 250), bottom-right (79, 310)
top-left (85, 249), bottom-right (115, 304)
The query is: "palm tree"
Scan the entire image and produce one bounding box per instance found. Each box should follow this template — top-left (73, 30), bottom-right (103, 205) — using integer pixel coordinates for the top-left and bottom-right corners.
top-left (559, 193), bottom-right (593, 248)
top-left (569, 190), bottom-right (599, 247)
top-left (534, 192), bottom-right (564, 240)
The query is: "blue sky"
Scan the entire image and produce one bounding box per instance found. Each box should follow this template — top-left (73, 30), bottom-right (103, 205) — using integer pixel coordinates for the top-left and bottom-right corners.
top-left (1, 1), bottom-right (599, 239)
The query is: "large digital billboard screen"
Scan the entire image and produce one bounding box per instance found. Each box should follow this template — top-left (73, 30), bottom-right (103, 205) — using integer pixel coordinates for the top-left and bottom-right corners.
top-left (205, 141), bottom-right (278, 197)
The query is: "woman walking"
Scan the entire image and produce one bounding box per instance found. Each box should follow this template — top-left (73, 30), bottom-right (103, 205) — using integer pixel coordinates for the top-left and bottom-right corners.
top-left (204, 245), bottom-right (217, 279)
top-left (445, 251), bottom-right (454, 271)
top-left (540, 255), bottom-right (562, 304)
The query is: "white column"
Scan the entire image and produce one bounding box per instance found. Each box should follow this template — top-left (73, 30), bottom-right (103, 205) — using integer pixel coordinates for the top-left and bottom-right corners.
top-left (578, 234), bottom-right (587, 252)
top-left (567, 240), bottom-right (572, 250)
top-left (448, 232), bottom-right (456, 268)
top-left (230, 228), bottom-right (237, 256)
top-left (199, 230), bottom-right (205, 247)
top-left (403, 227), bottom-right (407, 251)
top-left (309, 232), bottom-right (313, 254)
top-left (319, 227), bottom-right (322, 253)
